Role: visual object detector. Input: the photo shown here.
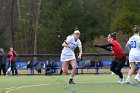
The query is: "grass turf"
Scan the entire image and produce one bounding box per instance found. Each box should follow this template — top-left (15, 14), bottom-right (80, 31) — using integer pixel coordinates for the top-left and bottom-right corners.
top-left (0, 74), bottom-right (140, 93)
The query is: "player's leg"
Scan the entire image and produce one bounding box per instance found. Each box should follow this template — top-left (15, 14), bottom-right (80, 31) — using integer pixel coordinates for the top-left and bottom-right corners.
top-left (11, 61), bottom-right (15, 76)
top-left (110, 57), bottom-right (125, 84)
top-left (0, 63), bottom-right (1, 76)
top-left (62, 61), bottom-right (68, 75)
top-left (2, 68), bottom-right (6, 76)
top-left (134, 62), bottom-right (140, 82)
top-left (13, 61), bottom-right (18, 75)
top-left (115, 59), bottom-right (125, 84)
top-left (110, 59), bottom-right (117, 74)
top-left (126, 62), bottom-right (135, 84)
top-left (128, 63), bottom-right (136, 77)
top-left (115, 56), bottom-right (126, 78)
top-left (69, 58), bottom-right (77, 84)
top-left (0, 69), bottom-right (1, 76)
top-left (2, 63), bottom-right (6, 76)
top-left (125, 55), bottom-right (136, 84)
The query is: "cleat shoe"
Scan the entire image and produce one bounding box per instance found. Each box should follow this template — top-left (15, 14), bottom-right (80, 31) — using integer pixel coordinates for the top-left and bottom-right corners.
top-left (118, 79), bottom-right (122, 84)
top-left (125, 78), bottom-right (133, 84)
top-left (69, 79), bottom-right (75, 84)
top-left (121, 78), bottom-right (125, 84)
top-left (134, 77), bottom-right (140, 83)
top-left (118, 78), bottom-right (125, 84)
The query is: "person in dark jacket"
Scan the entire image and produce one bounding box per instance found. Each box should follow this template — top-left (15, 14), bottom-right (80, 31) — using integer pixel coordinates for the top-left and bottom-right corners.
top-left (0, 48), bottom-right (6, 76)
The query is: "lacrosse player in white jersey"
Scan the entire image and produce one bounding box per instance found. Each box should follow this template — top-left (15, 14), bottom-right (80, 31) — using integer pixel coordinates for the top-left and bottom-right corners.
top-left (60, 29), bottom-right (82, 84)
top-left (125, 25), bottom-right (140, 84)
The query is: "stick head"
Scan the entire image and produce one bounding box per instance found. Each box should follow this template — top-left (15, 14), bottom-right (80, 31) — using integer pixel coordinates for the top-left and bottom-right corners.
top-left (56, 31), bottom-right (64, 38)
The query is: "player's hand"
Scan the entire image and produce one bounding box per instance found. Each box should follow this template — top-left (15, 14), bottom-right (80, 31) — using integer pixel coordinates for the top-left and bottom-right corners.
top-left (77, 55), bottom-right (81, 59)
top-left (65, 45), bottom-right (70, 48)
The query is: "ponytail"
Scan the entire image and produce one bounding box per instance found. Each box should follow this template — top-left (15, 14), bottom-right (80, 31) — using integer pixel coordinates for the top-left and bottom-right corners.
top-left (108, 32), bottom-right (117, 40)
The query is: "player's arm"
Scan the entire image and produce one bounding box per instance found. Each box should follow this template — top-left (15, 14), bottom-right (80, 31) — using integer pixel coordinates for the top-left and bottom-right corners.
top-left (138, 41), bottom-right (140, 48)
top-left (105, 47), bottom-right (112, 51)
top-left (78, 47), bottom-right (82, 59)
top-left (94, 43), bottom-right (113, 51)
top-left (62, 36), bottom-right (72, 48)
top-left (7, 51), bottom-right (12, 58)
top-left (77, 40), bottom-right (82, 59)
top-left (125, 39), bottom-right (131, 52)
top-left (62, 41), bottom-right (69, 47)
top-left (125, 43), bottom-right (131, 52)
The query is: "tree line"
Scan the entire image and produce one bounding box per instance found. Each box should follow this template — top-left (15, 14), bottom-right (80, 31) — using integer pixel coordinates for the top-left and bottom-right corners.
top-left (0, 0), bottom-right (140, 54)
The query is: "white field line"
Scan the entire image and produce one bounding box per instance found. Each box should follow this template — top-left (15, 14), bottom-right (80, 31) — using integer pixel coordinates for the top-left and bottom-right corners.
top-left (0, 81), bottom-right (116, 93)
top-left (1, 84), bottom-right (50, 93)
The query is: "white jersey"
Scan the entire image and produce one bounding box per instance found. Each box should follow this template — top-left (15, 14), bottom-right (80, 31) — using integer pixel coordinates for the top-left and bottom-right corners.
top-left (127, 34), bottom-right (140, 56)
top-left (127, 34), bottom-right (140, 63)
top-left (61, 35), bottom-right (82, 61)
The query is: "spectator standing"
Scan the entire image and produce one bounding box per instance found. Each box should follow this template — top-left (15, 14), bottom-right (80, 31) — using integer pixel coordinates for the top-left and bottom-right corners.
top-left (0, 48), bottom-right (6, 76)
top-left (7, 47), bottom-right (18, 76)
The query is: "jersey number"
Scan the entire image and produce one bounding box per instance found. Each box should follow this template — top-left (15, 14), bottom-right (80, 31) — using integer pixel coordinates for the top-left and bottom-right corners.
top-left (130, 41), bottom-right (136, 48)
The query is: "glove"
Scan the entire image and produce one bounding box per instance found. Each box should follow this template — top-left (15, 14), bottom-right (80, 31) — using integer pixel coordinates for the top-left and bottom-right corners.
top-left (105, 47), bottom-right (112, 51)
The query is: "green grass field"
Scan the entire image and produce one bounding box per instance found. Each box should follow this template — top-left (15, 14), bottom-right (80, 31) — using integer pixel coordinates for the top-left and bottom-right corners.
top-left (0, 74), bottom-right (140, 93)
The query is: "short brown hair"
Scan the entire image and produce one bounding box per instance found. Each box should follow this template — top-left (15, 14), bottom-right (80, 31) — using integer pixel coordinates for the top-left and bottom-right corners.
top-left (133, 25), bottom-right (140, 33)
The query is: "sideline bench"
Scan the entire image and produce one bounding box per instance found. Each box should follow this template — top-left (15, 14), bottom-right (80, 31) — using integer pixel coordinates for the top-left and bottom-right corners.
top-left (12, 60), bottom-right (133, 75)
top-left (76, 60), bottom-right (111, 74)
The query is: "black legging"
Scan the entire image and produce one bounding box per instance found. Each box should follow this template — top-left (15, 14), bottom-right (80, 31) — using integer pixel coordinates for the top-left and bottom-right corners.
top-left (110, 56), bottom-right (126, 79)
top-left (0, 63), bottom-right (6, 75)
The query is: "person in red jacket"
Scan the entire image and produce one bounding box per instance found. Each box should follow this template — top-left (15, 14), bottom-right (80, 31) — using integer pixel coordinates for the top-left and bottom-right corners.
top-left (7, 47), bottom-right (18, 76)
top-left (94, 32), bottom-right (126, 84)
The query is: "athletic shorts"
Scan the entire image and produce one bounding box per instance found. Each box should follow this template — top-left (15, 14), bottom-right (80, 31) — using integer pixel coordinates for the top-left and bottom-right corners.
top-left (129, 55), bottom-right (140, 63)
top-left (60, 53), bottom-right (75, 62)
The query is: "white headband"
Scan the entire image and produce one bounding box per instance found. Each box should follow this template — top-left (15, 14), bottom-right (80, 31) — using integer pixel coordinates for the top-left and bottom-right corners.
top-left (108, 34), bottom-right (111, 37)
top-left (74, 30), bottom-right (80, 34)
